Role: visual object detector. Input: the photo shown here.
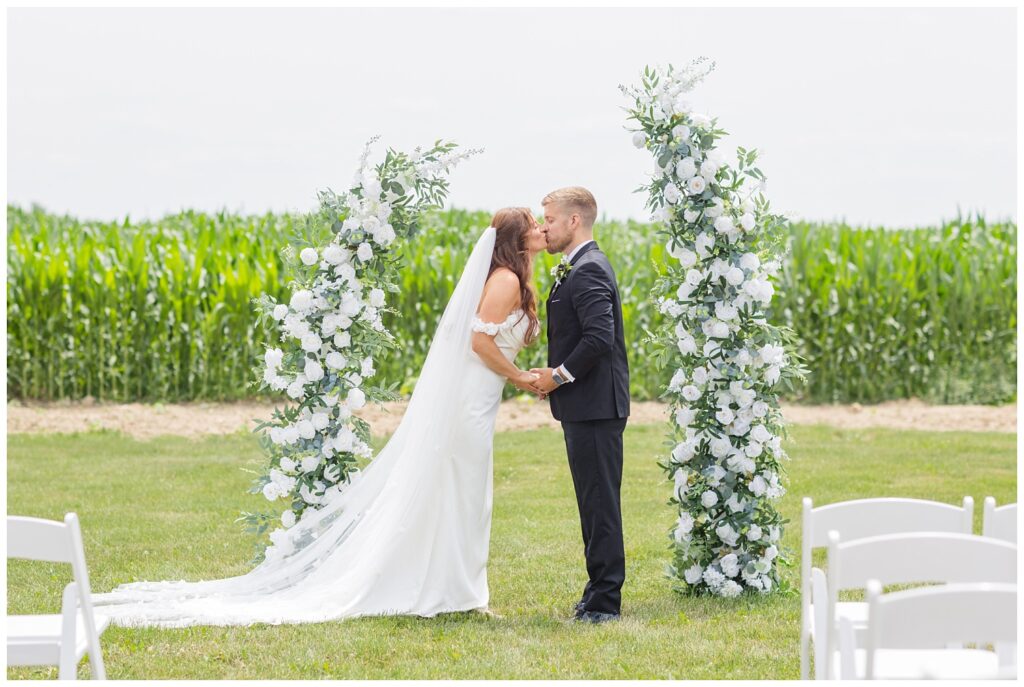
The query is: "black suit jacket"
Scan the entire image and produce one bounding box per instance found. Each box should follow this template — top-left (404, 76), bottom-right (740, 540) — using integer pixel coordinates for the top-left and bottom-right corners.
top-left (545, 241), bottom-right (630, 422)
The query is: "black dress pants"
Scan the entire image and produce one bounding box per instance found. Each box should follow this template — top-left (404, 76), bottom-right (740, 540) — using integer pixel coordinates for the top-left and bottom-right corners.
top-left (562, 416), bottom-right (627, 615)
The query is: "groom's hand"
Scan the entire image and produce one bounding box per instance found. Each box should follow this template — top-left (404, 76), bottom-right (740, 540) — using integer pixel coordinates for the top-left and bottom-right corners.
top-left (528, 367), bottom-right (560, 394)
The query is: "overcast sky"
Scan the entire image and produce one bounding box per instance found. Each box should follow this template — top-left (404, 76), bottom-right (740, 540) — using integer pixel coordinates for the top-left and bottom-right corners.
top-left (6, 7), bottom-right (1017, 227)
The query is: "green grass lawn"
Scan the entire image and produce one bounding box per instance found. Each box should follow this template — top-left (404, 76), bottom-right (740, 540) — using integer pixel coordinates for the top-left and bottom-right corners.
top-left (7, 422), bottom-right (1016, 679)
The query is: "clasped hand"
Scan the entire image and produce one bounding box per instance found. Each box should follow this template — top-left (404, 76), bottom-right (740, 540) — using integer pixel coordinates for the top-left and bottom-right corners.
top-left (510, 367), bottom-right (558, 400)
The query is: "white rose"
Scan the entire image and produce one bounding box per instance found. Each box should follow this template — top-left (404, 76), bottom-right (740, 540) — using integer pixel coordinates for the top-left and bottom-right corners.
top-left (715, 302), bottom-right (738, 321)
top-left (296, 420), bottom-right (316, 440)
top-left (677, 335), bottom-right (697, 355)
top-left (750, 475), bottom-right (768, 497)
top-left (725, 267), bottom-right (745, 286)
top-left (683, 208), bottom-right (699, 223)
top-left (692, 366), bottom-right (708, 385)
top-left (325, 351), bottom-right (347, 370)
top-left (752, 400), bottom-right (769, 418)
top-left (300, 332), bottom-right (321, 353)
top-left (262, 481), bottom-right (281, 501)
top-left (672, 124), bottom-right (691, 141)
top-left (669, 369), bottom-right (687, 392)
top-left (701, 490), bottom-right (719, 508)
top-left (311, 412), bottom-right (329, 431)
top-left (664, 183), bottom-right (682, 205)
top-left (765, 365), bottom-right (782, 385)
top-left (671, 441), bottom-right (695, 464)
top-left (340, 293), bottom-right (362, 318)
top-left (357, 242), bottom-right (373, 262)
top-left (715, 407), bottom-right (735, 425)
top-left (714, 216), bottom-right (734, 234)
top-left (750, 424), bottom-right (772, 443)
top-left (681, 384), bottom-right (701, 402)
top-left (361, 357), bottom-right (375, 378)
top-left (740, 252), bottom-right (760, 271)
top-left (705, 198), bottom-right (724, 218)
top-left (369, 288), bottom-right (386, 308)
top-left (300, 454), bottom-right (320, 474)
top-left (304, 359), bottom-right (324, 382)
top-left (273, 304), bottom-right (289, 320)
top-left (264, 348), bottom-right (284, 369)
top-left (695, 232), bottom-right (715, 257)
top-left (684, 563), bottom-right (703, 584)
top-left (286, 380), bottom-right (305, 399)
top-left (709, 436), bottom-right (731, 458)
top-left (323, 463), bottom-right (341, 483)
top-left (290, 289), bottom-right (313, 311)
top-left (716, 522), bottom-right (740, 547)
top-left (300, 247), bottom-right (318, 266)
top-left (674, 406), bottom-right (696, 427)
top-left (632, 131), bottom-right (647, 148)
top-left (282, 424), bottom-right (300, 444)
top-left (740, 213), bottom-right (756, 231)
top-left (333, 331), bottom-right (351, 348)
top-left (347, 387), bottom-right (366, 410)
top-left (747, 524), bottom-right (763, 541)
top-left (323, 244), bottom-right (346, 265)
top-left (281, 509), bottom-right (296, 528)
top-left (675, 157), bottom-right (697, 180)
top-left (720, 553), bottom-right (740, 577)
top-left (674, 512), bottom-right (694, 542)
top-left (686, 176), bottom-right (707, 195)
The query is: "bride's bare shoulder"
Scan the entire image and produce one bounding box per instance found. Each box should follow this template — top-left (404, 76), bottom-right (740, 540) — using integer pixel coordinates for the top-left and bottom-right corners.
top-left (485, 267), bottom-right (520, 290)
top-left (477, 268), bottom-right (521, 312)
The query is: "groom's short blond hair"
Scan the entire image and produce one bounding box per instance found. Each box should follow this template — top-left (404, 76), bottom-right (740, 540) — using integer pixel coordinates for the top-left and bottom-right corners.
top-left (542, 186), bottom-right (597, 228)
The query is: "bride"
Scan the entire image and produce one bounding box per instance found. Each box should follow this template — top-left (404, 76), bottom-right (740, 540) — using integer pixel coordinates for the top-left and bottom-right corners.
top-left (92, 208), bottom-right (547, 626)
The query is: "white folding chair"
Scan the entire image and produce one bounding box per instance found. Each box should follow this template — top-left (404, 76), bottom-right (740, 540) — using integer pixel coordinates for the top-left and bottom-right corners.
top-left (7, 513), bottom-right (109, 679)
top-left (800, 496), bottom-right (973, 679)
top-left (983, 497), bottom-right (1017, 543)
top-left (837, 581), bottom-right (1016, 679)
top-left (825, 530), bottom-right (1016, 679)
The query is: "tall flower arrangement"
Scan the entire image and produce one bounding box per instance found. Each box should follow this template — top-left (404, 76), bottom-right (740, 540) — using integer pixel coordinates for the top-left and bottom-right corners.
top-left (241, 138), bottom-right (478, 560)
top-left (622, 60), bottom-right (807, 597)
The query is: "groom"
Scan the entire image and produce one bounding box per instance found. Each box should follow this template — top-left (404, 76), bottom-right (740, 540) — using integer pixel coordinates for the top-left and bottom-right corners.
top-left (529, 186), bottom-right (630, 625)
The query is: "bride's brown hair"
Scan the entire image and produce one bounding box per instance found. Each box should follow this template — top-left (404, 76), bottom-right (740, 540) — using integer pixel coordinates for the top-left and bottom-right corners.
top-left (488, 207), bottom-right (540, 345)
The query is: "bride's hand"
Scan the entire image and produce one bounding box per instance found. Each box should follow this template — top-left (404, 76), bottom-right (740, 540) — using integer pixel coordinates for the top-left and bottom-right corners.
top-left (509, 370), bottom-right (542, 395)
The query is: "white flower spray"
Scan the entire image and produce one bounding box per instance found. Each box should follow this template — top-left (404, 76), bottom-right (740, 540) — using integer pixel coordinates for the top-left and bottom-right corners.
top-left (242, 138), bottom-right (480, 561)
top-left (621, 60), bottom-right (807, 596)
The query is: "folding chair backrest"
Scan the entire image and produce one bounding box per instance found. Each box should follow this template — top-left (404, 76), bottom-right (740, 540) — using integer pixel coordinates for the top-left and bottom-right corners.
top-left (7, 516), bottom-right (76, 563)
top-left (866, 580), bottom-right (1017, 650)
top-left (830, 531), bottom-right (1017, 590)
top-left (806, 497), bottom-right (973, 549)
top-left (983, 497), bottom-right (1017, 543)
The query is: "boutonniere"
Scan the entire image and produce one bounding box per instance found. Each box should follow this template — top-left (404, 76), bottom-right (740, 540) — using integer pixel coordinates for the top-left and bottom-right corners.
top-left (550, 255), bottom-right (573, 288)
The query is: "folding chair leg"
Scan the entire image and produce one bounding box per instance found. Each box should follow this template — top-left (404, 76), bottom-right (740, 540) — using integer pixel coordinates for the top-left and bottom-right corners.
top-left (58, 583), bottom-right (78, 680)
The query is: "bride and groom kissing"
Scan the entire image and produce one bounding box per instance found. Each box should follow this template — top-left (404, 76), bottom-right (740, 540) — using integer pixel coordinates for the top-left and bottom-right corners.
top-left (92, 186), bottom-right (632, 628)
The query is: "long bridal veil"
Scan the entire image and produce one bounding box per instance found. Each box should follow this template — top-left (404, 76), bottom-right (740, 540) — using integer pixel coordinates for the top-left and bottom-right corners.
top-left (92, 226), bottom-right (499, 627)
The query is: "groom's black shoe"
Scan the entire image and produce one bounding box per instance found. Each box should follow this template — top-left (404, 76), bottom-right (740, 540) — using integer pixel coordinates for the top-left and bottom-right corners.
top-left (575, 610), bottom-right (620, 625)
top-left (572, 601), bottom-right (586, 619)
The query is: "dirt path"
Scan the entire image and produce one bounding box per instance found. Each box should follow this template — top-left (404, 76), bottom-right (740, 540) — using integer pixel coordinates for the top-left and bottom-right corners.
top-left (5, 398), bottom-right (1016, 440)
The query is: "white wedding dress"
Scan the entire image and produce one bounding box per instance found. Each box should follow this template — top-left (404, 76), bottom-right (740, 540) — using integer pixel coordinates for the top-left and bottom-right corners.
top-left (91, 227), bottom-right (537, 627)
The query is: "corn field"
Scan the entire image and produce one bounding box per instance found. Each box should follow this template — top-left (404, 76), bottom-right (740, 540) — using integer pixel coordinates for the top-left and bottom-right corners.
top-left (6, 204), bottom-right (1016, 405)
